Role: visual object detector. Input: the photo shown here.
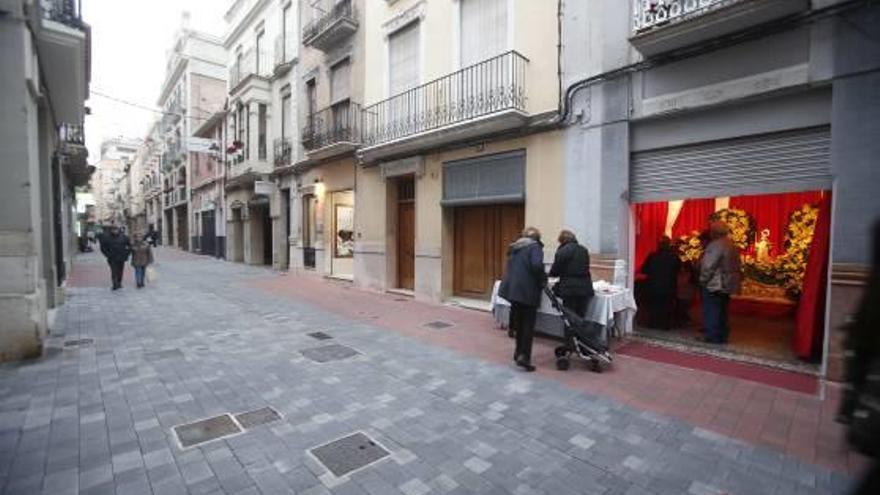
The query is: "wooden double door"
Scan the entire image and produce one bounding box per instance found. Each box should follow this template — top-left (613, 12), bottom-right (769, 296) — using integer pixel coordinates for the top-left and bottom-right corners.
top-left (453, 204), bottom-right (524, 299)
top-left (396, 178), bottom-right (416, 290)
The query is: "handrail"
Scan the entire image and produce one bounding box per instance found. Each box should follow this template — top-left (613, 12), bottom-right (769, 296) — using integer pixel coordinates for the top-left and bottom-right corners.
top-left (302, 0), bottom-right (357, 44)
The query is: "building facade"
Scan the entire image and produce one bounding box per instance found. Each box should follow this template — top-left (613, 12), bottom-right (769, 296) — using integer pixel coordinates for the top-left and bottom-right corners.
top-left (191, 112), bottom-right (227, 258)
top-left (93, 138), bottom-right (140, 228)
top-left (157, 20), bottom-right (227, 251)
top-left (0, 0), bottom-right (91, 360)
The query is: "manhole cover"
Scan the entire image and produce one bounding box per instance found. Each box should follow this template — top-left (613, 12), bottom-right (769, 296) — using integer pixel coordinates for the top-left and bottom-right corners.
top-left (309, 432), bottom-right (390, 478)
top-left (173, 414), bottom-right (241, 449)
top-left (301, 344), bottom-right (360, 363)
top-left (144, 349), bottom-right (185, 361)
top-left (64, 338), bottom-right (93, 347)
top-left (424, 320), bottom-right (454, 330)
top-left (307, 332), bottom-right (333, 341)
top-left (235, 407), bottom-right (282, 429)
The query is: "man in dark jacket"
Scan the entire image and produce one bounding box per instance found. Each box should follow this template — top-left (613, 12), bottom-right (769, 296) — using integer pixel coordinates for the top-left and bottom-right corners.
top-left (499, 227), bottom-right (547, 372)
top-left (641, 236), bottom-right (681, 330)
top-left (549, 230), bottom-right (594, 318)
top-left (100, 225), bottom-right (131, 290)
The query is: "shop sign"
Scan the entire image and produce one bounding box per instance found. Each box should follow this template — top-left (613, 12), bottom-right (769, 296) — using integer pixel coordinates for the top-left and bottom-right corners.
top-left (254, 180), bottom-right (275, 196)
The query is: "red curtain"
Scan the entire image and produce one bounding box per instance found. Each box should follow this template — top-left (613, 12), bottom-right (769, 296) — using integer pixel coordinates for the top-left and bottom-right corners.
top-left (793, 193), bottom-right (832, 360)
top-left (730, 191), bottom-right (824, 257)
top-left (635, 202), bottom-right (668, 274)
top-left (671, 198), bottom-right (715, 240)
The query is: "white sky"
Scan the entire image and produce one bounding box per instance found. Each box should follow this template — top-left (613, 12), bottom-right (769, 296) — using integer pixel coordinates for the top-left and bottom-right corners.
top-left (83, 0), bottom-right (227, 162)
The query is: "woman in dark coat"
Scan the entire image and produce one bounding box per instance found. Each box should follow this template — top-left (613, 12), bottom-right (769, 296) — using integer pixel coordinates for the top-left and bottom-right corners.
top-left (549, 230), bottom-right (594, 318)
top-left (499, 227), bottom-right (546, 372)
top-left (641, 236), bottom-right (681, 330)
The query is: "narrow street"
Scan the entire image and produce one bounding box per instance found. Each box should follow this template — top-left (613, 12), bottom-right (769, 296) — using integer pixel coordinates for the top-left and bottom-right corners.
top-left (0, 250), bottom-right (856, 495)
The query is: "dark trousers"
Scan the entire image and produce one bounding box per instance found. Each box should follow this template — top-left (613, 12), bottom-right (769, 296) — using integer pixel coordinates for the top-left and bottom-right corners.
top-left (854, 460), bottom-right (880, 494)
top-left (561, 295), bottom-right (590, 319)
top-left (109, 261), bottom-right (125, 288)
top-left (701, 288), bottom-right (730, 343)
top-left (510, 302), bottom-right (537, 364)
top-left (134, 266), bottom-right (146, 287)
top-left (648, 291), bottom-right (674, 330)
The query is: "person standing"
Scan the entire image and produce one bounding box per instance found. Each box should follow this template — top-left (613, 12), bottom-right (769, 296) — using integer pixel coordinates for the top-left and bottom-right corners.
top-left (130, 234), bottom-right (154, 289)
top-left (837, 219), bottom-right (880, 494)
top-left (99, 225), bottom-right (131, 290)
top-left (549, 230), bottom-right (594, 318)
top-left (641, 236), bottom-right (681, 330)
top-left (698, 222), bottom-right (741, 343)
top-left (499, 227), bottom-right (547, 372)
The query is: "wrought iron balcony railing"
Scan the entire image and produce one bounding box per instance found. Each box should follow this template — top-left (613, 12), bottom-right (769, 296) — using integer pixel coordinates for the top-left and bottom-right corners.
top-left (302, 101), bottom-right (362, 151)
top-left (302, 0), bottom-right (358, 49)
top-left (58, 122), bottom-right (85, 146)
top-left (362, 51), bottom-right (528, 147)
top-left (273, 137), bottom-right (293, 167)
top-left (42, 0), bottom-right (84, 30)
top-left (229, 49), bottom-right (271, 92)
top-left (632, 0), bottom-right (745, 33)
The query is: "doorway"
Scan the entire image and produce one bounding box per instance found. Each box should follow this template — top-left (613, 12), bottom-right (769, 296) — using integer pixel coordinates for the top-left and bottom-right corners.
top-left (396, 177), bottom-right (415, 290)
top-left (330, 190), bottom-right (354, 278)
top-left (453, 204), bottom-right (524, 299)
top-left (279, 189), bottom-right (291, 270)
top-left (231, 207), bottom-right (244, 262)
top-left (201, 209), bottom-right (216, 256)
top-left (302, 194), bottom-right (316, 269)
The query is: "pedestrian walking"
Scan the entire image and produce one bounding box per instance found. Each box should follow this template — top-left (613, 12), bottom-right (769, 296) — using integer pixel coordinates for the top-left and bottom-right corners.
top-left (837, 219), bottom-right (880, 494)
top-left (549, 229), bottom-right (594, 318)
top-left (499, 227), bottom-right (547, 372)
top-left (146, 225), bottom-right (159, 247)
top-left (130, 233), bottom-right (154, 289)
top-left (641, 236), bottom-right (681, 330)
top-left (99, 225), bottom-right (131, 290)
top-left (698, 222), bottom-right (741, 344)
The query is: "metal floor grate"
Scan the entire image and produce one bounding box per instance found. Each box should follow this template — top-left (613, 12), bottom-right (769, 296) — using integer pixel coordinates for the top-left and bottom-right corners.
top-left (309, 432), bottom-right (390, 478)
top-left (307, 332), bottom-right (334, 341)
top-left (172, 414), bottom-right (241, 448)
top-left (64, 338), bottom-right (94, 347)
top-left (235, 407), bottom-right (282, 429)
top-left (423, 320), bottom-right (454, 330)
top-left (301, 344), bottom-right (360, 363)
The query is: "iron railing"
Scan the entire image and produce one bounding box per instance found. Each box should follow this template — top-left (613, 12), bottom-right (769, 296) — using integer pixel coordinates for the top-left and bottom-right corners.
top-left (229, 49), bottom-right (271, 91)
top-left (362, 51), bottom-right (528, 147)
top-left (632, 0), bottom-right (745, 32)
top-left (302, 0), bottom-right (357, 45)
top-left (302, 101), bottom-right (362, 151)
top-left (58, 122), bottom-right (84, 145)
top-left (274, 137), bottom-right (293, 167)
top-left (42, 0), bottom-right (84, 30)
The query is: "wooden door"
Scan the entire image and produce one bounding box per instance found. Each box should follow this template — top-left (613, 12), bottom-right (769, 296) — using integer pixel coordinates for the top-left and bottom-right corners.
top-left (397, 202), bottom-right (415, 289)
top-left (453, 204), bottom-right (524, 299)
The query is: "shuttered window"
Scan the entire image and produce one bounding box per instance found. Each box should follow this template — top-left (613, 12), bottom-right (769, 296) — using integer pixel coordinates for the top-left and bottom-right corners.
top-left (330, 58), bottom-right (350, 103)
top-left (388, 21), bottom-right (420, 96)
top-left (442, 150), bottom-right (525, 206)
top-left (460, 0), bottom-right (508, 67)
top-left (630, 127), bottom-right (832, 203)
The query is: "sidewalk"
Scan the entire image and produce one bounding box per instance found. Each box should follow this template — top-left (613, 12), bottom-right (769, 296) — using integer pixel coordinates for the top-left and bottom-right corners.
top-left (245, 268), bottom-right (864, 476)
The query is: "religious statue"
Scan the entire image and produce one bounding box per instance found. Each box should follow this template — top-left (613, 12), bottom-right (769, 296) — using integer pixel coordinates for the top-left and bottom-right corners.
top-left (755, 228), bottom-right (772, 263)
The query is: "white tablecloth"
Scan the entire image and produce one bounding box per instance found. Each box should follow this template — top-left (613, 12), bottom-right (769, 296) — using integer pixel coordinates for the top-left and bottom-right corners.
top-left (490, 280), bottom-right (637, 339)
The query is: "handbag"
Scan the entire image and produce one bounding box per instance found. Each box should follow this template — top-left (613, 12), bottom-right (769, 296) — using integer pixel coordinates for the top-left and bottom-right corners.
top-left (146, 266), bottom-right (158, 283)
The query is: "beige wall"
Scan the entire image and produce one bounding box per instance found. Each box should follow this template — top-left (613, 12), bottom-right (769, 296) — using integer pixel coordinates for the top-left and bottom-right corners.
top-left (363, 0), bottom-right (559, 114)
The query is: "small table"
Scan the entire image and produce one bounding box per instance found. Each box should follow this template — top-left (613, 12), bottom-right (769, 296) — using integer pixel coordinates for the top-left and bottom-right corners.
top-left (490, 280), bottom-right (637, 341)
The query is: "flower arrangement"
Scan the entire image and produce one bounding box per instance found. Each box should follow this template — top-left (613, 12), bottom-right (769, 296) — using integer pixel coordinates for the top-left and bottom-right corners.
top-left (677, 230), bottom-right (704, 262)
top-left (709, 208), bottom-right (755, 250)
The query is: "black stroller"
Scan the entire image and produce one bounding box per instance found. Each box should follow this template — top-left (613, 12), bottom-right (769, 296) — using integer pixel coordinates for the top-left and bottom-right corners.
top-left (544, 287), bottom-right (613, 372)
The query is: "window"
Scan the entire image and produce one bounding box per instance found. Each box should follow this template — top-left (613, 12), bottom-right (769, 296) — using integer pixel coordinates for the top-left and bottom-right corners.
top-left (460, 0), bottom-right (508, 67)
top-left (258, 103), bottom-right (267, 161)
top-left (305, 79), bottom-right (317, 132)
top-left (388, 21), bottom-right (420, 96)
top-left (282, 4), bottom-right (293, 59)
top-left (255, 31), bottom-right (265, 74)
top-left (281, 93), bottom-right (291, 140)
top-left (330, 58), bottom-right (350, 104)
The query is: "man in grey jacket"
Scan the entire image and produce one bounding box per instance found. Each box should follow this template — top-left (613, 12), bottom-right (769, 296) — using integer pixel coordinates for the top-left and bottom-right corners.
top-left (699, 222), bottom-right (742, 344)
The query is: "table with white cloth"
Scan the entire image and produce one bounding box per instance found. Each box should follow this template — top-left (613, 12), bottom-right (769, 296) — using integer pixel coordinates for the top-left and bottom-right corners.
top-left (490, 280), bottom-right (637, 342)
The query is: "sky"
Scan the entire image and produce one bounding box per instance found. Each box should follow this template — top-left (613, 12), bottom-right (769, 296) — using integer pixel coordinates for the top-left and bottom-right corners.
top-left (82, 0), bottom-right (228, 162)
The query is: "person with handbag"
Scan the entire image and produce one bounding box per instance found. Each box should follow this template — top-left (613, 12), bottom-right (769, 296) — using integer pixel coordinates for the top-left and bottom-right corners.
top-left (130, 233), bottom-right (155, 289)
top-left (838, 219), bottom-right (880, 494)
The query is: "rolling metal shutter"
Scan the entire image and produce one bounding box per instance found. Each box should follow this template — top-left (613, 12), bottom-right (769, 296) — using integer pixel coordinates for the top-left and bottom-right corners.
top-left (442, 150), bottom-right (525, 207)
top-left (630, 127), bottom-right (832, 203)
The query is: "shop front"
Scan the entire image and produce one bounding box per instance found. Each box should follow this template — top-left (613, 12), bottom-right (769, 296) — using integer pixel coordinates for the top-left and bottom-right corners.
top-left (631, 127), bottom-right (833, 367)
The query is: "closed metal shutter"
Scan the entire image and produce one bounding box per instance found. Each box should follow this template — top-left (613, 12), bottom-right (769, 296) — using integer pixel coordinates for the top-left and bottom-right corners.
top-left (442, 150), bottom-right (525, 207)
top-left (630, 127), bottom-right (831, 203)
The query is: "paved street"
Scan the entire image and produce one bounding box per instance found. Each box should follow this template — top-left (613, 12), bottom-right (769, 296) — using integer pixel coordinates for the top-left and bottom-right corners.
top-left (0, 250), bottom-right (857, 495)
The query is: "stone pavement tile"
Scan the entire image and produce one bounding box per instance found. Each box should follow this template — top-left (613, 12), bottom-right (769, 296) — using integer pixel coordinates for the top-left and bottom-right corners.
top-left (2, 472), bottom-right (43, 495)
top-left (40, 466), bottom-right (78, 495)
top-left (79, 480), bottom-right (117, 495)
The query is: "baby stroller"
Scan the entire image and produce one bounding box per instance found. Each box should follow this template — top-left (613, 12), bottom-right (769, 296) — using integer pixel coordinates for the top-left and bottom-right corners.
top-left (544, 287), bottom-right (613, 372)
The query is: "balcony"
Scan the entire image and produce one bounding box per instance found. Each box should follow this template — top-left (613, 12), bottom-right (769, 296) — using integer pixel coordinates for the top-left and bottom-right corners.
top-left (225, 155), bottom-right (273, 189)
top-left (229, 49), bottom-right (272, 94)
top-left (302, 101), bottom-right (361, 160)
top-left (630, 0), bottom-right (809, 57)
top-left (58, 122), bottom-right (91, 186)
top-left (274, 34), bottom-right (296, 75)
top-left (360, 51), bottom-right (528, 163)
top-left (37, 0), bottom-right (90, 124)
top-left (302, 0), bottom-right (358, 52)
top-left (274, 137), bottom-right (294, 168)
